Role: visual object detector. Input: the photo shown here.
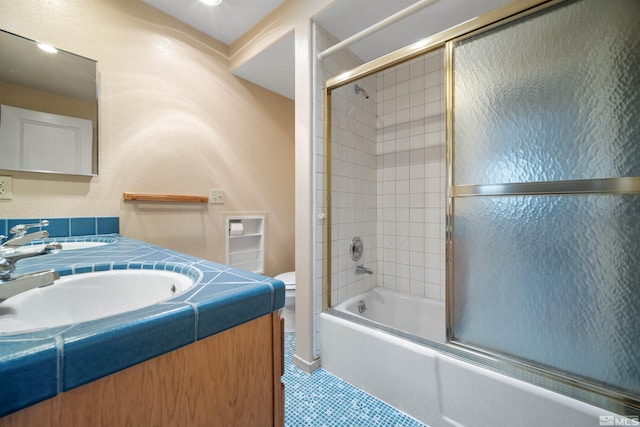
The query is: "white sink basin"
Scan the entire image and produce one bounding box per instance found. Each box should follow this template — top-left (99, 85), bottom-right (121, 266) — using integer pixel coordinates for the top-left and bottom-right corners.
top-left (0, 269), bottom-right (194, 334)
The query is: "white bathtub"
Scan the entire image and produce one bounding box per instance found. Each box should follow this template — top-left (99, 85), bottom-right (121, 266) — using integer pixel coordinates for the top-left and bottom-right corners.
top-left (320, 287), bottom-right (615, 427)
top-left (337, 286), bottom-right (446, 343)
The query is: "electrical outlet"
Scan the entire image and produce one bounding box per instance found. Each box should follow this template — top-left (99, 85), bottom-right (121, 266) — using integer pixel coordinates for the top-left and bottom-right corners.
top-left (209, 189), bottom-right (224, 204)
top-left (0, 175), bottom-right (13, 200)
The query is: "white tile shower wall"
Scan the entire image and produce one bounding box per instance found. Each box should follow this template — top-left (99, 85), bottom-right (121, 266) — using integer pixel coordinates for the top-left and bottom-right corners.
top-left (375, 49), bottom-right (446, 300)
top-left (315, 32), bottom-right (446, 359)
top-left (330, 82), bottom-right (378, 304)
top-left (316, 26), bottom-right (378, 312)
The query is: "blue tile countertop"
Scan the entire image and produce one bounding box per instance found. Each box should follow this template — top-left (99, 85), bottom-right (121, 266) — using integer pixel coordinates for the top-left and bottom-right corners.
top-left (0, 235), bottom-right (285, 418)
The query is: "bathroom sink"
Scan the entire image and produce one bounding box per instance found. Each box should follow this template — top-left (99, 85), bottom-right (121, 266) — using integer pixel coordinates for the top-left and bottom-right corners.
top-left (0, 269), bottom-right (194, 334)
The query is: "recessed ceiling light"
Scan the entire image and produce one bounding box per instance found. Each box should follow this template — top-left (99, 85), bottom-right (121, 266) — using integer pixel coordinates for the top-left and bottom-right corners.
top-left (37, 43), bottom-right (58, 53)
top-left (199, 0), bottom-right (222, 5)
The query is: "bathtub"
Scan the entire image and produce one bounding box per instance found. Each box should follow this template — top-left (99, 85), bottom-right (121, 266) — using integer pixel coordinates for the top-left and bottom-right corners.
top-left (320, 287), bottom-right (614, 427)
top-left (337, 286), bottom-right (446, 343)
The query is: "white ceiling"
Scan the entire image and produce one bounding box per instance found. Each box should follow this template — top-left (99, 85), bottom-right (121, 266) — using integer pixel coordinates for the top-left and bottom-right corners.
top-left (232, 32), bottom-right (295, 99)
top-left (141, 0), bottom-right (286, 46)
top-left (142, 0), bottom-right (514, 99)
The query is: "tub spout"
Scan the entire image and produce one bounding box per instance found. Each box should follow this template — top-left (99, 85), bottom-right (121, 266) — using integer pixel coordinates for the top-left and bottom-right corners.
top-left (355, 265), bottom-right (374, 275)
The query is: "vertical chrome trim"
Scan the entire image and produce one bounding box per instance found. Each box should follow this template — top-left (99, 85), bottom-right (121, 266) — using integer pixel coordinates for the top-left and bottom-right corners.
top-left (444, 40), bottom-right (455, 342)
top-left (325, 85), bottom-right (333, 310)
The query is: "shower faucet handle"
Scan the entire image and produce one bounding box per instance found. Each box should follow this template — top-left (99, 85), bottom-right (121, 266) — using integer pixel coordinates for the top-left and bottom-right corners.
top-left (350, 237), bottom-right (364, 261)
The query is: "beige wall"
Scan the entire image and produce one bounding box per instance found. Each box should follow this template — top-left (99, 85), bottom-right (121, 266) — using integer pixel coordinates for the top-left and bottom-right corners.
top-left (0, 0), bottom-right (295, 277)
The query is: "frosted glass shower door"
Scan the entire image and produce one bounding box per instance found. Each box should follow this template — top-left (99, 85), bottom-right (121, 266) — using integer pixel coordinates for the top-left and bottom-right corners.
top-left (450, 0), bottom-right (640, 403)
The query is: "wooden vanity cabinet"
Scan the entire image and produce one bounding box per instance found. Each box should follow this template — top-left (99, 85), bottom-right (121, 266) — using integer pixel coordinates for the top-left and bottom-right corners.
top-left (0, 312), bottom-right (285, 427)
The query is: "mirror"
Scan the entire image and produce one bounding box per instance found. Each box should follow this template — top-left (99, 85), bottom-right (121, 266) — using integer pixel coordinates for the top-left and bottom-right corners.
top-left (0, 29), bottom-right (98, 176)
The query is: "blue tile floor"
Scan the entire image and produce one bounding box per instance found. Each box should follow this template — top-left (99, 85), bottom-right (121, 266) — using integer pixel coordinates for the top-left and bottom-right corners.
top-left (283, 333), bottom-right (428, 427)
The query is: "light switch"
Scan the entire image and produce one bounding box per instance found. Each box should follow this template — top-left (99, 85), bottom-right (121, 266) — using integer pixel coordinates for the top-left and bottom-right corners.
top-left (209, 189), bottom-right (224, 204)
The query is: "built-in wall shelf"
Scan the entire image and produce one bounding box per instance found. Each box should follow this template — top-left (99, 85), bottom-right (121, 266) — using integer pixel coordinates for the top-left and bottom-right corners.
top-left (123, 192), bottom-right (208, 203)
top-left (225, 215), bottom-right (265, 274)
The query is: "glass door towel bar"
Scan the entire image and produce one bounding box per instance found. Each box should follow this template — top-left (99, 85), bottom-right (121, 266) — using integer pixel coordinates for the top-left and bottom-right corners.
top-left (454, 177), bottom-right (640, 197)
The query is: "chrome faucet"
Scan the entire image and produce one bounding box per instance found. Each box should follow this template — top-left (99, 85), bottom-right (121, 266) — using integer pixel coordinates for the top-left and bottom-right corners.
top-left (0, 243), bottom-right (62, 302)
top-left (1, 220), bottom-right (51, 249)
top-left (355, 265), bottom-right (374, 275)
top-left (0, 220), bottom-right (62, 302)
top-left (1, 230), bottom-right (50, 249)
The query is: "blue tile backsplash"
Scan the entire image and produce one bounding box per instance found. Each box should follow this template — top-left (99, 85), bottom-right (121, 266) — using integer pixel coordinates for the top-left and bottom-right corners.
top-left (0, 216), bottom-right (119, 238)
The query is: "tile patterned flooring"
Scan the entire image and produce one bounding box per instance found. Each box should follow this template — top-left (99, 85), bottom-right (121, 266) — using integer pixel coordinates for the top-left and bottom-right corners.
top-left (283, 333), bottom-right (427, 427)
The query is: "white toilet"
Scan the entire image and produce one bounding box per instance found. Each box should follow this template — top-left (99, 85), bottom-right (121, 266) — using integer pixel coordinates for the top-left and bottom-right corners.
top-left (274, 271), bottom-right (295, 332)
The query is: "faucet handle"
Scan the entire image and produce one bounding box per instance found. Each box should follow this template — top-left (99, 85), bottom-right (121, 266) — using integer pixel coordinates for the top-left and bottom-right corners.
top-left (0, 242), bottom-right (62, 279)
top-left (9, 220), bottom-right (49, 237)
top-left (0, 258), bottom-right (13, 278)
